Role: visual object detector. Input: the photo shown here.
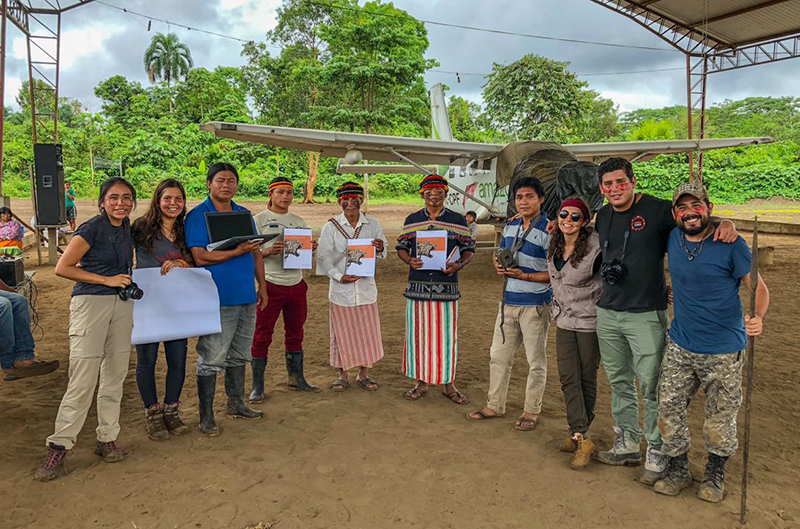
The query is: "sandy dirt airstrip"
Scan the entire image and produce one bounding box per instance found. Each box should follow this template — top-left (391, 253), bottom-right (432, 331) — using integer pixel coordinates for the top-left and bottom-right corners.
top-left (1, 198), bottom-right (798, 529)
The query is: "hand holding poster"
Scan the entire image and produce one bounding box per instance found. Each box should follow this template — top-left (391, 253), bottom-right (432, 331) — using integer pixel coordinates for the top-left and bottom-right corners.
top-left (417, 230), bottom-right (447, 270)
top-left (283, 228), bottom-right (313, 269)
top-left (345, 239), bottom-right (376, 277)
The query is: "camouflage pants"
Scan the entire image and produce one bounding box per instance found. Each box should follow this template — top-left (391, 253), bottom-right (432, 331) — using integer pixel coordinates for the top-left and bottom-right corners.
top-left (658, 337), bottom-right (744, 458)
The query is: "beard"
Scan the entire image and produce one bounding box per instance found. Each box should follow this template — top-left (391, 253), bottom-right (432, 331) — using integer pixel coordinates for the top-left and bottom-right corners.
top-left (678, 214), bottom-right (710, 236)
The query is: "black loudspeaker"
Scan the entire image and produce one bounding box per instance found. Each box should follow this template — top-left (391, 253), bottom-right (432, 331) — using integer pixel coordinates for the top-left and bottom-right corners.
top-left (0, 257), bottom-right (24, 287)
top-left (34, 143), bottom-right (66, 226)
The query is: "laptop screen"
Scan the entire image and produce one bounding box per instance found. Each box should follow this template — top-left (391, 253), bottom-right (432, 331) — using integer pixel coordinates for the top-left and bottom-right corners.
top-left (205, 211), bottom-right (256, 243)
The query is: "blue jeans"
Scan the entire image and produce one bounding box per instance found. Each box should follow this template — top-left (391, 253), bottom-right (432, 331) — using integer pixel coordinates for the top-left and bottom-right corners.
top-left (0, 289), bottom-right (35, 369)
top-left (135, 339), bottom-right (188, 408)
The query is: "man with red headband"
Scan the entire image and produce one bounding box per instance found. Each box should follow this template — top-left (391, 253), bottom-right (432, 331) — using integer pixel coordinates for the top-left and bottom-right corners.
top-left (396, 174), bottom-right (475, 404)
top-left (251, 176), bottom-right (319, 400)
top-left (317, 182), bottom-right (388, 391)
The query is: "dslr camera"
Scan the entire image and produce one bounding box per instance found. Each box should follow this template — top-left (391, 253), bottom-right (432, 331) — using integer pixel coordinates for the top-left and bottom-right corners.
top-left (600, 258), bottom-right (628, 285)
top-left (117, 282), bottom-right (144, 301)
top-left (495, 247), bottom-right (518, 270)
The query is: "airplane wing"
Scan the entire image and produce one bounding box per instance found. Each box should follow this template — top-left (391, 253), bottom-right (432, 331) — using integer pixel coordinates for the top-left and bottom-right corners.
top-left (563, 137), bottom-right (773, 163)
top-left (199, 122), bottom-right (502, 166)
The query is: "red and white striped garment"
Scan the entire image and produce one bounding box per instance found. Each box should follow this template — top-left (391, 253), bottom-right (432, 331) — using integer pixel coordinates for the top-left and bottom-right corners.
top-left (329, 302), bottom-right (384, 370)
top-left (403, 299), bottom-right (458, 385)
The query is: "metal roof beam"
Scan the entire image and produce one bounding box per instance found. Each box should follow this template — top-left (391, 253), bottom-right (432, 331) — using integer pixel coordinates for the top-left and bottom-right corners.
top-left (706, 34), bottom-right (800, 72)
top-left (688, 0), bottom-right (792, 28)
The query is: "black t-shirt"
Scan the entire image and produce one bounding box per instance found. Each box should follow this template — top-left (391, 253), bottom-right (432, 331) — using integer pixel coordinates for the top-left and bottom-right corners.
top-left (595, 194), bottom-right (674, 313)
top-left (72, 214), bottom-right (133, 297)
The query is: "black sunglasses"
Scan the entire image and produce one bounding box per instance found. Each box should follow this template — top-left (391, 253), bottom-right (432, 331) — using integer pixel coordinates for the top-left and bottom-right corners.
top-left (559, 210), bottom-right (583, 222)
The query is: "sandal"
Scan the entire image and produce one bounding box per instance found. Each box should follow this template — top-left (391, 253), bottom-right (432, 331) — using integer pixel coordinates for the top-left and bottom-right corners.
top-left (356, 377), bottom-right (378, 391)
top-left (403, 386), bottom-right (427, 401)
top-left (331, 379), bottom-right (349, 392)
top-left (2, 360), bottom-right (59, 380)
top-left (442, 390), bottom-right (470, 405)
top-left (466, 408), bottom-right (504, 421)
top-left (515, 416), bottom-right (539, 431)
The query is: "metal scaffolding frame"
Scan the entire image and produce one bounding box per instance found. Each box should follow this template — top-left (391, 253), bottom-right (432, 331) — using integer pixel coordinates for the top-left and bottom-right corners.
top-left (0, 0), bottom-right (96, 195)
top-left (590, 0), bottom-right (800, 181)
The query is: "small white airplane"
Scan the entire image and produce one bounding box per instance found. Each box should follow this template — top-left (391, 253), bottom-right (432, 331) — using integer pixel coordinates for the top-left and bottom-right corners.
top-left (201, 84), bottom-right (772, 220)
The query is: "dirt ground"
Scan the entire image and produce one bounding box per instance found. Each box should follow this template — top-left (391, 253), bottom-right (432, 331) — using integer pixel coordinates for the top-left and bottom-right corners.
top-left (1, 199), bottom-right (798, 529)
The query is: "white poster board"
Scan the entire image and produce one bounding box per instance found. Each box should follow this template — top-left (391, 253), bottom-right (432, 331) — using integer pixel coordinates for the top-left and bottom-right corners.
top-left (131, 268), bottom-right (222, 345)
top-left (283, 228), bottom-right (313, 270)
top-left (417, 230), bottom-right (447, 270)
top-left (345, 239), bottom-right (376, 277)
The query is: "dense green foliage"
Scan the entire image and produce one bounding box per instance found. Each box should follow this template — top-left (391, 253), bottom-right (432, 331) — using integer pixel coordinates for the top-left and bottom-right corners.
top-left (1, 0), bottom-right (798, 204)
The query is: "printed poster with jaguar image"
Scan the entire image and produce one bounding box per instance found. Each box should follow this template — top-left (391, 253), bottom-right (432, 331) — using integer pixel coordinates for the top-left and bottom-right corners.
top-left (416, 230), bottom-right (447, 271)
top-left (345, 239), bottom-right (376, 277)
top-left (283, 228), bottom-right (313, 269)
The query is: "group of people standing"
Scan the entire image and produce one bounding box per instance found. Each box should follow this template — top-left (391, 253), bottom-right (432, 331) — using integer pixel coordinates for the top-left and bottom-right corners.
top-left (27, 158), bottom-right (768, 507)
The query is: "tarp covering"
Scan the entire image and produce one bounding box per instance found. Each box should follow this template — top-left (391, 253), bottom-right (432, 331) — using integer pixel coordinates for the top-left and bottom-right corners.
top-left (553, 161), bottom-right (602, 217)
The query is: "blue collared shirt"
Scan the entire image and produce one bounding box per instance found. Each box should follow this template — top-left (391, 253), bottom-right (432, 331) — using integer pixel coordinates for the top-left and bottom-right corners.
top-left (500, 216), bottom-right (552, 306)
top-left (185, 197), bottom-right (256, 306)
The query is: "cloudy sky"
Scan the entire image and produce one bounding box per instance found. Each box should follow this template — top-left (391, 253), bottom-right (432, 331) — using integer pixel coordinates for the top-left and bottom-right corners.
top-left (4, 0), bottom-right (800, 115)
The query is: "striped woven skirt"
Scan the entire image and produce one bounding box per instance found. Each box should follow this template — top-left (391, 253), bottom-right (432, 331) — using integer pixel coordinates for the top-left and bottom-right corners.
top-left (403, 299), bottom-right (458, 385)
top-left (329, 302), bottom-right (384, 370)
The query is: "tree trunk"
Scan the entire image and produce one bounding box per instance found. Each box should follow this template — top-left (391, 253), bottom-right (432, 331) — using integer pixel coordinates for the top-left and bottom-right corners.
top-left (302, 151), bottom-right (319, 204)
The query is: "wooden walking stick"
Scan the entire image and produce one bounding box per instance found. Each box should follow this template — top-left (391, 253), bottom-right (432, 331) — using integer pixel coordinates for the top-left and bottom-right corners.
top-left (740, 216), bottom-right (759, 524)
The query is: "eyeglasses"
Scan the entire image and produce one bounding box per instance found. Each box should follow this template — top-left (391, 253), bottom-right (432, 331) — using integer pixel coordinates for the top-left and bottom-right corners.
top-left (559, 210), bottom-right (583, 222)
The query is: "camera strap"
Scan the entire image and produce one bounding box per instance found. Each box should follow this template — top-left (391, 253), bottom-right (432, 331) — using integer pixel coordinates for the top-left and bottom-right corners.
top-left (500, 215), bottom-right (540, 343)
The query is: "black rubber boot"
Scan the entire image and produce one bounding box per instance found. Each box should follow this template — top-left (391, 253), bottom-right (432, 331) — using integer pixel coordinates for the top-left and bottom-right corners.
top-left (653, 453), bottom-right (692, 496)
top-left (197, 374), bottom-right (220, 436)
top-left (249, 357), bottom-right (267, 403)
top-left (285, 350), bottom-right (320, 393)
top-left (225, 366), bottom-right (264, 419)
top-left (698, 453), bottom-right (728, 503)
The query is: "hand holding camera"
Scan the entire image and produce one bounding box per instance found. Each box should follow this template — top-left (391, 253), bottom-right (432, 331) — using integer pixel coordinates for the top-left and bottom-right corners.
top-left (600, 258), bottom-right (628, 285)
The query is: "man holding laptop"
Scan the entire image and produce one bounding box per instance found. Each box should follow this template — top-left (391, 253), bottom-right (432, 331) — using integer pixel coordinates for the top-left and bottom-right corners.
top-left (185, 163), bottom-right (268, 436)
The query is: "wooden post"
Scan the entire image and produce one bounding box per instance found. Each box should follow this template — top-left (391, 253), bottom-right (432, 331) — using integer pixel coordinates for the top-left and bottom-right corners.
top-left (47, 227), bottom-right (58, 265)
top-left (740, 216), bottom-right (759, 525)
top-left (363, 173), bottom-right (370, 213)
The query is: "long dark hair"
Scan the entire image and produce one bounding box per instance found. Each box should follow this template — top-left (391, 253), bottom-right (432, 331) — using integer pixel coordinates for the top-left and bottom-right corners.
top-left (132, 178), bottom-right (188, 256)
top-left (549, 225), bottom-right (593, 265)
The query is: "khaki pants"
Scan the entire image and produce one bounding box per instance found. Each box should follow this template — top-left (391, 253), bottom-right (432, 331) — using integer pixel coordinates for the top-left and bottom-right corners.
top-left (486, 302), bottom-right (550, 415)
top-left (47, 295), bottom-right (134, 449)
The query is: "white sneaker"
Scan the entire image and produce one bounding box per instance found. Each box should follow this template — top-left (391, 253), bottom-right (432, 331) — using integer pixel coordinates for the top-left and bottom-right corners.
top-left (640, 446), bottom-right (668, 485)
top-left (597, 426), bottom-right (642, 466)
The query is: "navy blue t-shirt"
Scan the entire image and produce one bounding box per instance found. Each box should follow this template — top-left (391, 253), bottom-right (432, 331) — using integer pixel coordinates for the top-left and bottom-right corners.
top-left (185, 197), bottom-right (256, 306)
top-left (667, 228), bottom-right (751, 354)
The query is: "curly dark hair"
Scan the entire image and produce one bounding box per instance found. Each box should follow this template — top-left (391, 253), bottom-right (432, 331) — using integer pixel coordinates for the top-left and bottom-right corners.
top-left (548, 225), bottom-right (593, 266)
top-left (597, 157), bottom-right (634, 182)
top-left (132, 178), bottom-right (188, 257)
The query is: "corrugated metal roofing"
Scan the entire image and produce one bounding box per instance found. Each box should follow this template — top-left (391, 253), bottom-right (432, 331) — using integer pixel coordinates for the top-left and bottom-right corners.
top-left (633, 0), bottom-right (800, 49)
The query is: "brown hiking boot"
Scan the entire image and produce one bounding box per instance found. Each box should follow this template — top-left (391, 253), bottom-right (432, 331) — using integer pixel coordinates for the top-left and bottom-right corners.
top-left (34, 444), bottom-right (67, 482)
top-left (95, 440), bottom-right (126, 463)
top-left (163, 402), bottom-right (190, 436)
top-left (145, 404), bottom-right (169, 441)
top-left (558, 436), bottom-right (576, 453)
top-left (570, 434), bottom-right (596, 470)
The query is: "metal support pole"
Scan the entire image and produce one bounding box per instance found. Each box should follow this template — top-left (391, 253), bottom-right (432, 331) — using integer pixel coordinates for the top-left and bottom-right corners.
top-left (686, 54), bottom-right (709, 183)
top-left (0, 0), bottom-right (8, 196)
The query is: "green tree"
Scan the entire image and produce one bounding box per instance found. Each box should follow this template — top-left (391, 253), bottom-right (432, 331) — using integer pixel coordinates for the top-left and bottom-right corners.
top-left (446, 94), bottom-right (509, 143)
top-left (174, 67), bottom-right (250, 124)
top-left (144, 32), bottom-right (194, 86)
top-left (94, 75), bottom-right (148, 125)
top-left (483, 54), bottom-right (596, 142)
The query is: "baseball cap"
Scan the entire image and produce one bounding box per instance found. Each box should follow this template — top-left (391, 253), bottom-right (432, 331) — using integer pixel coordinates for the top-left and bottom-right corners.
top-left (672, 182), bottom-right (709, 206)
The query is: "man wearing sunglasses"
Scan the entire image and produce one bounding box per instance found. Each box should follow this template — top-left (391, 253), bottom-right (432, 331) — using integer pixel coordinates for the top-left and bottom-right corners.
top-left (594, 158), bottom-right (738, 486)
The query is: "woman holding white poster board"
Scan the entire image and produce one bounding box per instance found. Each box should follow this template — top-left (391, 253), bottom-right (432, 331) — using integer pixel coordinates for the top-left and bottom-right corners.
top-left (395, 174), bottom-right (476, 404)
top-left (317, 182), bottom-right (388, 392)
top-left (36, 177), bottom-right (138, 482)
top-left (131, 178), bottom-right (192, 441)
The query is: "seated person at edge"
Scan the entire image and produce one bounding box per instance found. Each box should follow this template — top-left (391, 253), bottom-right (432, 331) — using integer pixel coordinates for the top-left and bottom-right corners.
top-left (0, 206), bottom-right (24, 256)
top-left (466, 177), bottom-right (552, 431)
top-left (131, 178), bottom-right (193, 441)
top-left (185, 163), bottom-right (267, 437)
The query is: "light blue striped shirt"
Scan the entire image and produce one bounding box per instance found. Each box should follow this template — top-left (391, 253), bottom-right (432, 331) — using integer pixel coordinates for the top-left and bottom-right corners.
top-left (500, 216), bottom-right (552, 306)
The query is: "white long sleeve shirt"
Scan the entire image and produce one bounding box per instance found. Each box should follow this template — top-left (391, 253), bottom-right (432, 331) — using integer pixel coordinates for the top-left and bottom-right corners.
top-left (316, 212), bottom-right (388, 307)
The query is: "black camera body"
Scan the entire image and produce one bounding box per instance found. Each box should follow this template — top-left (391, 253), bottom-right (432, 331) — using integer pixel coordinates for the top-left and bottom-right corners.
top-left (117, 282), bottom-right (144, 301)
top-left (600, 259), bottom-right (628, 285)
top-left (496, 247), bottom-right (518, 269)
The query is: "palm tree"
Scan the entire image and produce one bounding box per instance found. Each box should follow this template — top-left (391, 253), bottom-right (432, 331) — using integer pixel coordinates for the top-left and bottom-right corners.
top-left (144, 32), bottom-right (194, 86)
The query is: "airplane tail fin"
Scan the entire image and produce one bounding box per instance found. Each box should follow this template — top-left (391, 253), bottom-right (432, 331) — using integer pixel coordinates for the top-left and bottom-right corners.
top-left (430, 83), bottom-right (454, 141)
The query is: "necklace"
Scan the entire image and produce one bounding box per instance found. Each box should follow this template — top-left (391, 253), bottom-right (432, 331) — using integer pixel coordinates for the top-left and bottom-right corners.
top-left (161, 225), bottom-right (175, 242)
top-left (679, 226), bottom-right (712, 260)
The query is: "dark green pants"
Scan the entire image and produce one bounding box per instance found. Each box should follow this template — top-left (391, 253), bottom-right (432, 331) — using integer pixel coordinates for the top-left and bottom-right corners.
top-left (556, 327), bottom-right (601, 435)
